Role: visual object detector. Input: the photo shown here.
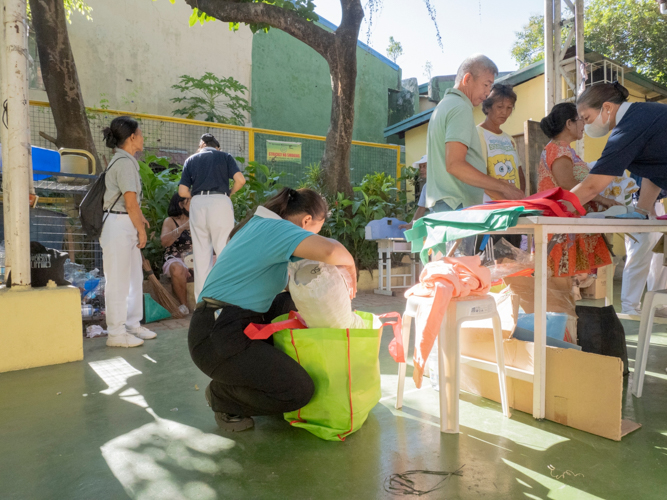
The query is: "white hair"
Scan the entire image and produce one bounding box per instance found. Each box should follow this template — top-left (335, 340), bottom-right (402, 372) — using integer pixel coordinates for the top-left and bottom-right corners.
top-left (455, 54), bottom-right (499, 85)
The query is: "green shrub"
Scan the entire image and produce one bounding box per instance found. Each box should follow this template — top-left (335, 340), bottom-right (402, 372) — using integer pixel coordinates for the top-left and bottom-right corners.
top-left (301, 164), bottom-right (417, 273)
top-left (138, 155), bottom-right (182, 274)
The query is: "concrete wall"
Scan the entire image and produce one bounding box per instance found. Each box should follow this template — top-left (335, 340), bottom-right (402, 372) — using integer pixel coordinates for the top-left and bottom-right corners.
top-left (0, 286), bottom-right (82, 372)
top-left (29, 0), bottom-right (254, 120)
top-left (251, 24), bottom-right (401, 143)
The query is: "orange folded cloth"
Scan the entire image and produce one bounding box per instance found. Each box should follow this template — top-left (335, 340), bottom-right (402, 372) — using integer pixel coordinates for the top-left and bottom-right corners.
top-left (404, 256), bottom-right (491, 388)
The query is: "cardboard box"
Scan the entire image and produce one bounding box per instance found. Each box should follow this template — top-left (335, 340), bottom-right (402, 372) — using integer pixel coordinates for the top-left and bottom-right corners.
top-left (580, 275), bottom-right (607, 300)
top-left (458, 327), bottom-right (640, 441)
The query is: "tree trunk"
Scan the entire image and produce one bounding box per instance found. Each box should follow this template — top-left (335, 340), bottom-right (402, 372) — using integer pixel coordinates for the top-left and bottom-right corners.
top-left (29, 0), bottom-right (101, 172)
top-left (319, 1), bottom-right (363, 198)
top-left (181, 0), bottom-right (363, 198)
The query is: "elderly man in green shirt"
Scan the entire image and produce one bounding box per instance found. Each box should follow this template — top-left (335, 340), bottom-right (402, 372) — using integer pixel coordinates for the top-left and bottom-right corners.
top-left (425, 54), bottom-right (524, 254)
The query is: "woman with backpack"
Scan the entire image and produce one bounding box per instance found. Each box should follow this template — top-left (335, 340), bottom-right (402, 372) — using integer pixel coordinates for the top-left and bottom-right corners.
top-left (100, 116), bottom-right (156, 348)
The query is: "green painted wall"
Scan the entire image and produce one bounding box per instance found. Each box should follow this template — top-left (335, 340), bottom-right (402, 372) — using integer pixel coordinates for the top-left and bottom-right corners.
top-left (251, 25), bottom-right (401, 144)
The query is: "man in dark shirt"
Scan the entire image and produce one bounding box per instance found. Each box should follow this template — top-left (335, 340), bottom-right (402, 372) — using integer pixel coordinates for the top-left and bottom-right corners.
top-left (178, 133), bottom-right (246, 300)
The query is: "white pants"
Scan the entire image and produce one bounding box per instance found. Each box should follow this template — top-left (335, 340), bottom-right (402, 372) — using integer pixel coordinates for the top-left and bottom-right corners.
top-left (100, 214), bottom-right (143, 336)
top-left (189, 194), bottom-right (235, 301)
top-left (621, 202), bottom-right (667, 313)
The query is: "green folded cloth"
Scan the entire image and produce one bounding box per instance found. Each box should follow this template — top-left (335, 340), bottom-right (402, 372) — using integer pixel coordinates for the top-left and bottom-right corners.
top-left (405, 207), bottom-right (542, 263)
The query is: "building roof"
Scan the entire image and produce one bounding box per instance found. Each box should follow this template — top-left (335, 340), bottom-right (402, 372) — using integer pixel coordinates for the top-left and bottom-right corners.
top-left (384, 56), bottom-right (667, 138)
top-left (317, 17), bottom-right (399, 71)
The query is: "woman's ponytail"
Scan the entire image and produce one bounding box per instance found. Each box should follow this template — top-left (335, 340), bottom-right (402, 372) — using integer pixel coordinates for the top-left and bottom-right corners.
top-left (264, 187), bottom-right (327, 220)
top-left (103, 116), bottom-right (139, 149)
top-left (228, 187), bottom-right (328, 241)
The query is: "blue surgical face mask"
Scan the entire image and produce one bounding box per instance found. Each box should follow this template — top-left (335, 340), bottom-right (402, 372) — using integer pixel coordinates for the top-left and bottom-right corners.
top-left (584, 108), bottom-right (611, 138)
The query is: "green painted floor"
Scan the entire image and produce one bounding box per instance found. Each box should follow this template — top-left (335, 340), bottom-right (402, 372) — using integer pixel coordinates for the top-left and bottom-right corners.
top-left (2, 291), bottom-right (667, 499)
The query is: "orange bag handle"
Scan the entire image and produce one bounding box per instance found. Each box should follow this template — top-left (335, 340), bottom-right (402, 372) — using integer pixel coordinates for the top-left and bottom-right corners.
top-left (378, 312), bottom-right (405, 363)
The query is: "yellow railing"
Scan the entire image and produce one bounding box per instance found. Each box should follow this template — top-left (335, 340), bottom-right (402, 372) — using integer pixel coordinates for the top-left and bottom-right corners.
top-left (29, 100), bottom-right (402, 182)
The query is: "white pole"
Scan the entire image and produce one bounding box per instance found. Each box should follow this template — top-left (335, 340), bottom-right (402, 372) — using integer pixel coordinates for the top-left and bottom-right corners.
top-left (0, 2), bottom-right (12, 274)
top-left (544, 0), bottom-right (555, 114)
top-left (554, 0), bottom-right (562, 103)
top-left (575, 0), bottom-right (585, 158)
top-left (3, 0), bottom-right (32, 287)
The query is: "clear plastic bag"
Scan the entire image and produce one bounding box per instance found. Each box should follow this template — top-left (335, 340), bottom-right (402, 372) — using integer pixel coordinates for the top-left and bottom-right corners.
top-left (288, 260), bottom-right (365, 329)
top-left (485, 237), bottom-right (534, 282)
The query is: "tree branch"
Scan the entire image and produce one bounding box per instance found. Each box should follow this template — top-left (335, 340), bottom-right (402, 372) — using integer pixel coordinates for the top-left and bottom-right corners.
top-left (182, 0), bottom-right (335, 60)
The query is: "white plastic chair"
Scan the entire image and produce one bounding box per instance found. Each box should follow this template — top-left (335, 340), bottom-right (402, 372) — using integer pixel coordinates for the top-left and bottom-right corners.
top-left (631, 289), bottom-right (667, 397)
top-left (396, 294), bottom-right (511, 433)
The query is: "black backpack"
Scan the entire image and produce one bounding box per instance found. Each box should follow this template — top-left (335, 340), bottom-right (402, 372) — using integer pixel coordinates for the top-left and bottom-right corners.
top-left (79, 159), bottom-right (122, 239)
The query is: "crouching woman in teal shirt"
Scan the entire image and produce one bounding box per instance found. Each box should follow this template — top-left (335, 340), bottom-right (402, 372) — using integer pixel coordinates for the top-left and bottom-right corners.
top-left (188, 187), bottom-right (357, 431)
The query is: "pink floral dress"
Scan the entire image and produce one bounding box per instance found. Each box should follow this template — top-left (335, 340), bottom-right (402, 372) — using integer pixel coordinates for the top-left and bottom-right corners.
top-left (537, 141), bottom-right (612, 277)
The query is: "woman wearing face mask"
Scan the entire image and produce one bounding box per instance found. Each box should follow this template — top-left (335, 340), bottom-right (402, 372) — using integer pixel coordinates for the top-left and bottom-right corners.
top-left (537, 103), bottom-right (618, 277)
top-left (571, 82), bottom-right (667, 216)
top-left (188, 187), bottom-right (357, 432)
top-left (569, 83), bottom-right (667, 316)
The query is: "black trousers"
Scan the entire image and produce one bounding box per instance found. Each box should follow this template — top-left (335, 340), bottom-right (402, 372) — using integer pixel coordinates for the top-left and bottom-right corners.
top-left (188, 292), bottom-right (314, 417)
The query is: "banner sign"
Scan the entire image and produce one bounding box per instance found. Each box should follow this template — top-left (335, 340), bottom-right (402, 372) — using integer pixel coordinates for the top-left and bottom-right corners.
top-left (267, 140), bottom-right (302, 163)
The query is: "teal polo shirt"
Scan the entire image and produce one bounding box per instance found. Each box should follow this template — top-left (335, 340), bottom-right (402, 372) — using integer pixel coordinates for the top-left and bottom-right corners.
top-left (200, 206), bottom-right (313, 313)
top-left (426, 88), bottom-right (486, 209)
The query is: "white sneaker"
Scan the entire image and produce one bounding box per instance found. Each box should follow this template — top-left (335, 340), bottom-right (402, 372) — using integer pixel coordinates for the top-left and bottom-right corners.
top-left (178, 304), bottom-right (189, 316)
top-left (127, 326), bottom-right (157, 340)
top-left (621, 309), bottom-right (641, 317)
top-left (107, 333), bottom-right (144, 348)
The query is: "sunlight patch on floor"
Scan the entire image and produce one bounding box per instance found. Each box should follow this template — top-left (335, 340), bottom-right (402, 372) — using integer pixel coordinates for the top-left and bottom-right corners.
top-left (503, 458), bottom-right (604, 500)
top-left (101, 409), bottom-right (237, 500)
top-left (89, 357), bottom-right (142, 395)
top-left (381, 372), bottom-right (569, 451)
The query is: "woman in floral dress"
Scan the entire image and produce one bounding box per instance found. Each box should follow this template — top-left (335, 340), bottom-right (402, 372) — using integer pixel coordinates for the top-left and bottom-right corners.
top-left (538, 103), bottom-right (619, 277)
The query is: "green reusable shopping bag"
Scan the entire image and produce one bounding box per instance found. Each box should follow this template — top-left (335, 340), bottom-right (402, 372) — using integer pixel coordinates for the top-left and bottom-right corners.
top-left (272, 311), bottom-right (397, 441)
top-left (405, 206), bottom-right (542, 264)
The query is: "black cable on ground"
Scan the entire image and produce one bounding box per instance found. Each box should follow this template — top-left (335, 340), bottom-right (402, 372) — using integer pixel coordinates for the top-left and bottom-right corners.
top-left (383, 465), bottom-right (465, 496)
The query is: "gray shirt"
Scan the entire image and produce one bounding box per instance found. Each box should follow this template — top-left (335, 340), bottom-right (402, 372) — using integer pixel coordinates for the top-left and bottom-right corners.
top-left (103, 149), bottom-right (143, 212)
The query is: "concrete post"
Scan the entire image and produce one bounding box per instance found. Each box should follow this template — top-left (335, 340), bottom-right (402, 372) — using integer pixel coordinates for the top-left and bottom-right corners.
top-left (2, 0), bottom-right (31, 287)
top-left (554, 0), bottom-right (562, 102)
top-left (575, 0), bottom-right (585, 157)
top-left (544, 0), bottom-right (554, 114)
top-left (0, 3), bottom-right (11, 274)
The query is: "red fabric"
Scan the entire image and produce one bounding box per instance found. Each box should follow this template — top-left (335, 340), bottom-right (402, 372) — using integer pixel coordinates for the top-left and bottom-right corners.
top-left (465, 187), bottom-right (586, 218)
top-left (404, 256), bottom-right (491, 388)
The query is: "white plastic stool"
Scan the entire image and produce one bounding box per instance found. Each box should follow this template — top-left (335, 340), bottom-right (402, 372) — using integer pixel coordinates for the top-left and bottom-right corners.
top-left (396, 294), bottom-right (511, 433)
top-left (632, 289), bottom-right (667, 397)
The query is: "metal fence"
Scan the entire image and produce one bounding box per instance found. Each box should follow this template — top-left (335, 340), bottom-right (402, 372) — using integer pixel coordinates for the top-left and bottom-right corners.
top-left (0, 175), bottom-right (102, 273)
top-left (28, 101), bottom-right (401, 186)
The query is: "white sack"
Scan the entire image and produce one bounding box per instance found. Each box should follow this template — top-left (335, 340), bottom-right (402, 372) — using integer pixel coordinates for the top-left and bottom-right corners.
top-left (288, 260), bottom-right (365, 329)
